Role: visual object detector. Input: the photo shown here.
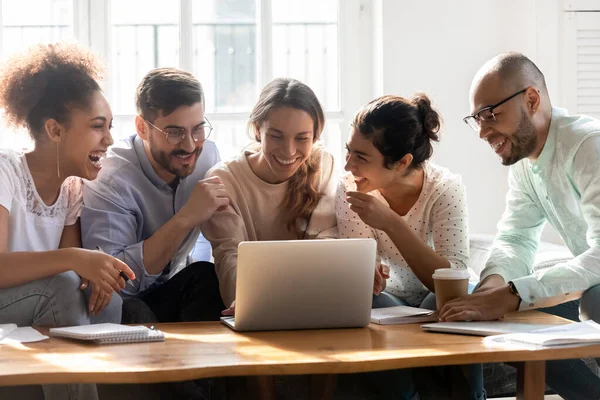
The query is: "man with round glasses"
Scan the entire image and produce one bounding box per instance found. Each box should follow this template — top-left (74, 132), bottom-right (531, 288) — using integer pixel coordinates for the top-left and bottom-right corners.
top-left (441, 52), bottom-right (600, 399)
top-left (81, 68), bottom-right (228, 328)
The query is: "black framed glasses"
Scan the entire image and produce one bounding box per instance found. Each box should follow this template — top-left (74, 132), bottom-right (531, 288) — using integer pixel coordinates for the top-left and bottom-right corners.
top-left (463, 89), bottom-right (527, 131)
top-left (144, 117), bottom-right (213, 145)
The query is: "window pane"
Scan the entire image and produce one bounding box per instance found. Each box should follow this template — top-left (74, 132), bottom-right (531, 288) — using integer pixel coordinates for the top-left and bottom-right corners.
top-left (209, 120), bottom-right (252, 161)
top-left (110, 0), bottom-right (179, 116)
top-left (272, 0), bottom-right (339, 111)
top-left (1, 0), bottom-right (72, 56)
top-left (192, 0), bottom-right (257, 114)
top-left (321, 121), bottom-right (343, 166)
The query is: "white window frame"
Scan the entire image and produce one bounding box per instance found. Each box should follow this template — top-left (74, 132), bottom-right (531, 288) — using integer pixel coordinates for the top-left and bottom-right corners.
top-left (0, 0), bottom-right (368, 157)
top-left (85, 0), bottom-right (365, 158)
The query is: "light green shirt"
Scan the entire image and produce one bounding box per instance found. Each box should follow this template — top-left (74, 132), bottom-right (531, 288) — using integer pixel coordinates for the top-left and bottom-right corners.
top-left (482, 107), bottom-right (600, 310)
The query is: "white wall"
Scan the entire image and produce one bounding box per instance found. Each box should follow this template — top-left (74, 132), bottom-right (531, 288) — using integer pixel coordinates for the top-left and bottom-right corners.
top-left (369, 0), bottom-right (564, 242)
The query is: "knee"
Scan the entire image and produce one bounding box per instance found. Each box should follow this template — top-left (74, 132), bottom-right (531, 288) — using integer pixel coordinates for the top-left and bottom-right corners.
top-left (419, 292), bottom-right (437, 311)
top-left (121, 297), bottom-right (158, 324)
top-left (45, 271), bottom-right (89, 326)
top-left (92, 293), bottom-right (123, 324)
top-left (580, 285), bottom-right (600, 323)
top-left (189, 262), bottom-right (218, 281)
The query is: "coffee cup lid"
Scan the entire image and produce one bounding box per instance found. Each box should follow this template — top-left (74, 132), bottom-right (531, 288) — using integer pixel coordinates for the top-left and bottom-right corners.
top-left (432, 268), bottom-right (470, 280)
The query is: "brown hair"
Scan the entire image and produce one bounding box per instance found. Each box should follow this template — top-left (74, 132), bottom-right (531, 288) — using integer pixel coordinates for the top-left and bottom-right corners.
top-left (135, 67), bottom-right (204, 122)
top-left (352, 93), bottom-right (441, 169)
top-left (0, 42), bottom-right (104, 140)
top-left (248, 77), bottom-right (326, 231)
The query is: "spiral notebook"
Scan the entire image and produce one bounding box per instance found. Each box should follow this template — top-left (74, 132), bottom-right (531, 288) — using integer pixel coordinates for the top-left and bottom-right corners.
top-left (49, 323), bottom-right (165, 345)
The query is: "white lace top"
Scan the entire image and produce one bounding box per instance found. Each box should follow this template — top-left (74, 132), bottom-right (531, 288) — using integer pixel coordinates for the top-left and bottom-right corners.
top-left (336, 162), bottom-right (470, 306)
top-left (0, 149), bottom-right (83, 252)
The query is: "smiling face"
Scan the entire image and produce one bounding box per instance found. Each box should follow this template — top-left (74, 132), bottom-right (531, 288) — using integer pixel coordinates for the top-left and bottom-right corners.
top-left (59, 90), bottom-right (114, 180)
top-left (253, 106), bottom-right (315, 184)
top-left (344, 129), bottom-right (398, 193)
top-left (138, 102), bottom-right (206, 183)
top-left (470, 75), bottom-right (538, 166)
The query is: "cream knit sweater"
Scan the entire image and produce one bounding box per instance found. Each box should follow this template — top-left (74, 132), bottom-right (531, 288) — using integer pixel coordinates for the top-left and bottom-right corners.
top-left (201, 149), bottom-right (338, 306)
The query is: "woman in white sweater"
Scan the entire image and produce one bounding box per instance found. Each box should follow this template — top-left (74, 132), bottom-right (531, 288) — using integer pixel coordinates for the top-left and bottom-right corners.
top-left (338, 94), bottom-right (470, 308)
top-left (337, 94), bottom-right (484, 400)
top-left (202, 77), bottom-right (337, 309)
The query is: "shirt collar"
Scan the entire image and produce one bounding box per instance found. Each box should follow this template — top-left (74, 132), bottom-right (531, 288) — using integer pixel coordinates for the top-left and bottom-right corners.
top-left (133, 135), bottom-right (173, 190)
top-left (530, 106), bottom-right (567, 174)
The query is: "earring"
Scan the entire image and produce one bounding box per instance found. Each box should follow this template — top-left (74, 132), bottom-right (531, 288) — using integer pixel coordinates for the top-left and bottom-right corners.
top-left (56, 141), bottom-right (60, 178)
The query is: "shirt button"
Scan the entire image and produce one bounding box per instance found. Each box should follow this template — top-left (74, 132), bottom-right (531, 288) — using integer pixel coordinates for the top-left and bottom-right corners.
top-left (565, 293), bottom-right (570, 296)
top-left (529, 303), bottom-right (535, 307)
top-left (529, 295), bottom-right (535, 300)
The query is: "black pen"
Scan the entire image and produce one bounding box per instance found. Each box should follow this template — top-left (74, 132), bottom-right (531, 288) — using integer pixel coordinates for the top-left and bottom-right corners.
top-left (95, 246), bottom-right (136, 288)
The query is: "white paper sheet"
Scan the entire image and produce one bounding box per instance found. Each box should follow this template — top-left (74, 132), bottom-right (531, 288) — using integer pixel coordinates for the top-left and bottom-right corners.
top-left (0, 326), bottom-right (48, 344)
top-left (485, 320), bottom-right (600, 348)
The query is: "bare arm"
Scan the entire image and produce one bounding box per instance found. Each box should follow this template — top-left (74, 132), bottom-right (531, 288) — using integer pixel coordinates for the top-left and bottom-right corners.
top-left (141, 213), bottom-right (196, 275)
top-left (142, 176), bottom-right (229, 275)
top-left (59, 220), bottom-right (82, 248)
top-left (346, 191), bottom-right (450, 292)
top-left (477, 274), bottom-right (506, 291)
top-left (0, 206), bottom-right (133, 291)
top-left (0, 206), bottom-right (70, 287)
top-left (382, 214), bottom-right (449, 291)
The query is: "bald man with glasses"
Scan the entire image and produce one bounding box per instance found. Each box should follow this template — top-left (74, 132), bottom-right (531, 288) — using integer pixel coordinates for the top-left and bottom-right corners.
top-left (81, 68), bottom-right (228, 326)
top-left (442, 52), bottom-right (600, 400)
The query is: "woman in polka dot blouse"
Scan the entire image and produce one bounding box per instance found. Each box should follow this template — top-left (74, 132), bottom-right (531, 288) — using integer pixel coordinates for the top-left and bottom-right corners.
top-left (337, 94), bottom-right (484, 400)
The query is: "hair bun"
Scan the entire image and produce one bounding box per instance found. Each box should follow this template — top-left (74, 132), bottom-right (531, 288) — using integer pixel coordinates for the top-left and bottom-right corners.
top-left (412, 92), bottom-right (441, 142)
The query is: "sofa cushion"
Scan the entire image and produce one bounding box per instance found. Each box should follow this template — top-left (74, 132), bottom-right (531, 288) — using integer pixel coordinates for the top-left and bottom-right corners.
top-left (468, 233), bottom-right (573, 278)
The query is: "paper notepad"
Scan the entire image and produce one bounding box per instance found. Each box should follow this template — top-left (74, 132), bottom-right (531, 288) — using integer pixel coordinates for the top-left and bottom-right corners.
top-left (371, 305), bottom-right (438, 325)
top-left (485, 320), bottom-right (600, 348)
top-left (50, 323), bottom-right (165, 345)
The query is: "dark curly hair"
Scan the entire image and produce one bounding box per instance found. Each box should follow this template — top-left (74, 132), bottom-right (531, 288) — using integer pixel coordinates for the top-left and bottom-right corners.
top-left (352, 93), bottom-right (441, 170)
top-left (0, 42), bottom-right (104, 140)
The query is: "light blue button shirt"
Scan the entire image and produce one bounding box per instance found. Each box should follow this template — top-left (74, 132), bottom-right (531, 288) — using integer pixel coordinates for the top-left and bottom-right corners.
top-left (81, 135), bottom-right (220, 297)
top-left (481, 107), bottom-right (600, 310)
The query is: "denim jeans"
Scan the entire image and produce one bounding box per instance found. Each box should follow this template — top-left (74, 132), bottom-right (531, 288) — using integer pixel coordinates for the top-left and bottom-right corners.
top-left (0, 271), bottom-right (122, 400)
top-left (539, 284), bottom-right (600, 400)
top-left (370, 288), bottom-right (486, 400)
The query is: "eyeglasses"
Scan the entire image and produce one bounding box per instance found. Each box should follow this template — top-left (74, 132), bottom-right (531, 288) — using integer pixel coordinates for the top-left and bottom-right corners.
top-left (463, 89), bottom-right (527, 131)
top-left (144, 117), bottom-right (213, 145)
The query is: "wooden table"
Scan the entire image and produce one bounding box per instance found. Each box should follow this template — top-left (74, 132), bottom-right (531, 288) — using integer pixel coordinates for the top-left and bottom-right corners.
top-left (1, 311), bottom-right (599, 400)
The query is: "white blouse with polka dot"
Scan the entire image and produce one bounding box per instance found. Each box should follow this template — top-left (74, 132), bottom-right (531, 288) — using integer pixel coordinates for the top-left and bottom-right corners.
top-left (336, 162), bottom-right (469, 306)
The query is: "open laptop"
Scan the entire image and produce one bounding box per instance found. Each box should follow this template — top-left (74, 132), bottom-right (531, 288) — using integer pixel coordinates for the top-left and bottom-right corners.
top-left (421, 321), bottom-right (557, 336)
top-left (221, 238), bottom-right (376, 332)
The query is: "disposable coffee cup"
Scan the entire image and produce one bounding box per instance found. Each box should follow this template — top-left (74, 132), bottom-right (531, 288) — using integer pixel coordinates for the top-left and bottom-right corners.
top-left (432, 268), bottom-right (470, 311)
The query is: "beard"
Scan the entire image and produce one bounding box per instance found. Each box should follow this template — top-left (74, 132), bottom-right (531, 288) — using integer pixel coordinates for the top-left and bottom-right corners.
top-left (502, 108), bottom-right (538, 166)
top-left (148, 133), bottom-right (201, 178)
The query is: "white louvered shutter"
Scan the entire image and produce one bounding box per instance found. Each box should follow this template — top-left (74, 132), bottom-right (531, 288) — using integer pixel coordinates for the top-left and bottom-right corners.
top-left (563, 10), bottom-right (600, 120)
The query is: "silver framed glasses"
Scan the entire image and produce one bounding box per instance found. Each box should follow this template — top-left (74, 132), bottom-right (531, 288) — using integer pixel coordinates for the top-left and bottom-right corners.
top-left (144, 117), bottom-right (213, 145)
top-left (463, 89), bottom-right (527, 131)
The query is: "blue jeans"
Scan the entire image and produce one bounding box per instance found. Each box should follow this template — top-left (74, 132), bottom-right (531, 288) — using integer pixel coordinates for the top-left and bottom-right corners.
top-left (371, 288), bottom-right (486, 400)
top-left (0, 271), bottom-right (122, 400)
top-left (539, 284), bottom-right (600, 400)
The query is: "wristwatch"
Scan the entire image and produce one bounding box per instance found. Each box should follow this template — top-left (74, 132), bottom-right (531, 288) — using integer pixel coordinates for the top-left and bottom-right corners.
top-left (507, 281), bottom-right (522, 307)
